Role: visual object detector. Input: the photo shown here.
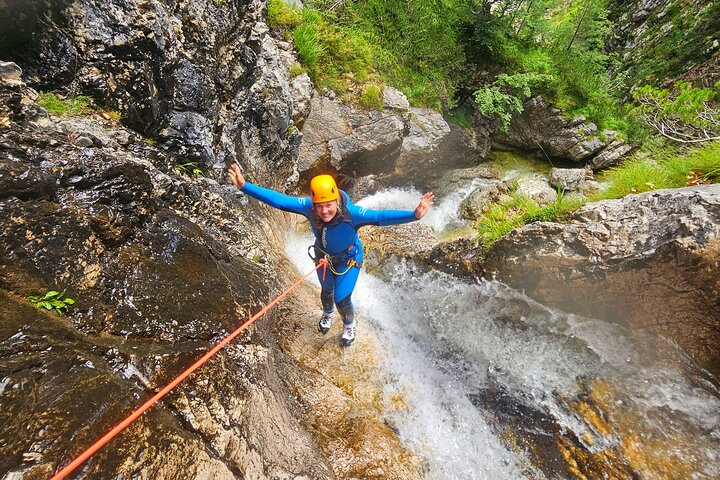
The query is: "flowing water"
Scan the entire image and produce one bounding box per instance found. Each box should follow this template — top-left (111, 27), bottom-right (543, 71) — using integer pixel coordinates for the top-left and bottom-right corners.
top-left (285, 187), bottom-right (720, 479)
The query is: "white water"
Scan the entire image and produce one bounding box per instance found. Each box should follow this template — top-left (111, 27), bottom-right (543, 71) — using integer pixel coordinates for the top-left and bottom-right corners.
top-left (285, 188), bottom-right (720, 479)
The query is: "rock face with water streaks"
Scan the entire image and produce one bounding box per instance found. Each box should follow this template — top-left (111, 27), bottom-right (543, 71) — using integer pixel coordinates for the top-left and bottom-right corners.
top-left (0, 0), bottom-right (422, 475)
top-left (484, 185), bottom-right (720, 374)
top-left (0, 0), bottom-right (305, 185)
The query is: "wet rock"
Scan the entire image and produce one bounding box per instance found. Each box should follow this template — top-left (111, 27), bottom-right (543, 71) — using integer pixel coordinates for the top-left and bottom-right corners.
top-left (329, 109), bottom-right (406, 175)
top-left (271, 283), bottom-right (424, 479)
top-left (1, 60), bottom-right (423, 478)
top-left (1, 0), bottom-right (301, 183)
top-left (590, 141), bottom-right (636, 170)
top-left (459, 180), bottom-right (507, 221)
top-left (361, 221), bottom-right (438, 276)
top-left (296, 90), bottom-right (466, 188)
top-left (297, 95), bottom-right (352, 173)
top-left (516, 173), bottom-right (557, 204)
top-left (431, 163), bottom-right (500, 198)
top-left (483, 185), bottom-right (720, 374)
top-left (422, 235), bottom-right (485, 278)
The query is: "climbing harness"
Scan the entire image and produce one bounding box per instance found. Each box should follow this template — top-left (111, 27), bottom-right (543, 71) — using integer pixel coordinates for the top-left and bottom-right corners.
top-left (48, 261), bottom-right (326, 480)
top-left (307, 244), bottom-right (362, 278)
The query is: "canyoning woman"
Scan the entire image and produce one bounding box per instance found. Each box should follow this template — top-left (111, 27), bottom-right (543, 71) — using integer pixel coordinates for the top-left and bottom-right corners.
top-left (228, 163), bottom-right (434, 346)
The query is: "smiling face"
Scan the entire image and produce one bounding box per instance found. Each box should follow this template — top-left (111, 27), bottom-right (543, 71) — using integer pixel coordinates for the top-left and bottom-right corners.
top-left (313, 200), bottom-right (338, 223)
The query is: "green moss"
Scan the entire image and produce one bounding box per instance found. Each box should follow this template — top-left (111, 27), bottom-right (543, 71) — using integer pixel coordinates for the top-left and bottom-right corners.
top-left (359, 83), bottom-right (383, 110)
top-left (289, 63), bottom-right (306, 78)
top-left (267, 0), bottom-right (302, 29)
top-left (36, 92), bottom-right (95, 116)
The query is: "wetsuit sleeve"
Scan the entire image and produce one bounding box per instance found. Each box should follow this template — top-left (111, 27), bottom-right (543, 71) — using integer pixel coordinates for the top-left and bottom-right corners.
top-left (241, 181), bottom-right (311, 215)
top-left (352, 206), bottom-right (418, 228)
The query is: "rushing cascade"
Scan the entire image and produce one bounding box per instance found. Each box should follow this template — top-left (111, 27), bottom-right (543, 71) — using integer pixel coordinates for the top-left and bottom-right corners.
top-left (287, 187), bottom-right (720, 479)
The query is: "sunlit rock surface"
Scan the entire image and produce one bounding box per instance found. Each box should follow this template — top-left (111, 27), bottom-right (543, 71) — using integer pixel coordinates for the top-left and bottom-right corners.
top-left (484, 185), bottom-right (720, 374)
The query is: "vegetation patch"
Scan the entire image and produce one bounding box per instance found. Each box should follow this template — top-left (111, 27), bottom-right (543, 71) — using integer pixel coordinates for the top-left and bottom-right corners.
top-left (594, 141), bottom-right (720, 199)
top-left (37, 91), bottom-right (122, 121)
top-left (37, 92), bottom-right (95, 116)
top-left (28, 290), bottom-right (76, 316)
top-left (477, 187), bottom-right (582, 251)
top-left (359, 83), bottom-right (383, 110)
top-left (175, 161), bottom-right (204, 176)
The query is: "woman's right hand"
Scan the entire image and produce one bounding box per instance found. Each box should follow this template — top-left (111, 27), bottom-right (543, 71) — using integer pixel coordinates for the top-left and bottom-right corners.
top-left (228, 162), bottom-right (246, 189)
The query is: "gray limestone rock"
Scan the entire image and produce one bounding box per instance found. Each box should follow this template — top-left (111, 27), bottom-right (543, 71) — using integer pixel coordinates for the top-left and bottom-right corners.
top-left (483, 185), bottom-right (720, 374)
top-left (548, 167), bottom-right (587, 191)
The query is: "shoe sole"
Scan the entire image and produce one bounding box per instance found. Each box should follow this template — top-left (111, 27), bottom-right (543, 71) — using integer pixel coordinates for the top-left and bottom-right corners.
top-left (341, 338), bottom-right (354, 347)
top-left (318, 325), bottom-right (330, 335)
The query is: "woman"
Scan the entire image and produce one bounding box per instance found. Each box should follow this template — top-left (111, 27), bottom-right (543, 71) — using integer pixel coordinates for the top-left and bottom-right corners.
top-left (228, 164), bottom-right (434, 346)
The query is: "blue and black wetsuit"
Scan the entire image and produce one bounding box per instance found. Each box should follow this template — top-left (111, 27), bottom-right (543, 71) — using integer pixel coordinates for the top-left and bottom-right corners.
top-left (242, 182), bottom-right (418, 325)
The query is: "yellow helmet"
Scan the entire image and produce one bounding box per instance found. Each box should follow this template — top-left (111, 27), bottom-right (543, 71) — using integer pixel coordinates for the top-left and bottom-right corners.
top-left (310, 174), bottom-right (339, 203)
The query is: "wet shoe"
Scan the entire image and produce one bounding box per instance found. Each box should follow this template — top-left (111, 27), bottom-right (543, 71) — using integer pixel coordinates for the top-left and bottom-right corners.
top-left (341, 321), bottom-right (356, 347)
top-left (318, 312), bottom-right (334, 334)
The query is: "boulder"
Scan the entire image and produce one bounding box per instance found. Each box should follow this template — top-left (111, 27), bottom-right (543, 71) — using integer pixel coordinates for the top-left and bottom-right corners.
top-left (459, 180), bottom-right (507, 221)
top-left (492, 96), bottom-right (633, 168)
top-left (296, 95), bottom-right (352, 172)
top-left (483, 185), bottom-right (720, 374)
top-left (383, 86), bottom-right (411, 111)
top-left (296, 90), bottom-right (463, 186)
top-left (548, 167), bottom-right (588, 191)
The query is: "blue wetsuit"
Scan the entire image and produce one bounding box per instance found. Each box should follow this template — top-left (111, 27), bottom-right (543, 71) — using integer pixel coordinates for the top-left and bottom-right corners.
top-left (242, 181), bottom-right (418, 324)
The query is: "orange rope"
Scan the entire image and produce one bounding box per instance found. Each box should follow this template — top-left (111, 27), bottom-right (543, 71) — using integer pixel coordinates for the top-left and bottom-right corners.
top-left (49, 260), bottom-right (326, 480)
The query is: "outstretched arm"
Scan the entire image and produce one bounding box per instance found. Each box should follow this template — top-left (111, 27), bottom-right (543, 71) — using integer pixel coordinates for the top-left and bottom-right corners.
top-left (352, 192), bottom-right (436, 227)
top-left (227, 163), bottom-right (310, 215)
top-left (414, 192), bottom-right (435, 219)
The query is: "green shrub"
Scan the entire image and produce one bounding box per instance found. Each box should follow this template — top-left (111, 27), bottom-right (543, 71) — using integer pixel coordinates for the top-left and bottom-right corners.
top-left (474, 73), bottom-right (554, 131)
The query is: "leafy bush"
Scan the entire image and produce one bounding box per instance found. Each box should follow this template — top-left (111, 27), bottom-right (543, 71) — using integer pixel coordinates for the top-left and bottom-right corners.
top-left (474, 73), bottom-right (554, 131)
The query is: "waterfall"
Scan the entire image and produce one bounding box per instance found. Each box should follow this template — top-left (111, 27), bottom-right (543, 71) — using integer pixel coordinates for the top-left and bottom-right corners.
top-left (285, 188), bottom-right (720, 479)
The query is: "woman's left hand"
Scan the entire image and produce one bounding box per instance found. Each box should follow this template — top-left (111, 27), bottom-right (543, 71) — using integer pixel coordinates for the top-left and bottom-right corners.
top-left (414, 192), bottom-right (435, 219)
